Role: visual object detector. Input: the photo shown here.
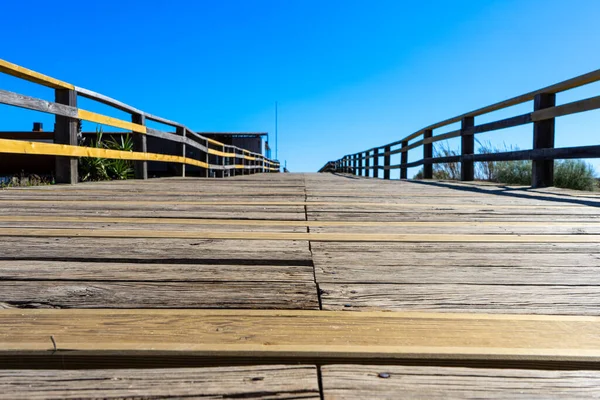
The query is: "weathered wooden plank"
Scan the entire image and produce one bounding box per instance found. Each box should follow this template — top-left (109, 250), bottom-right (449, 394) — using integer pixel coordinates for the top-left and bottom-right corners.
top-left (1, 228), bottom-right (599, 242)
top-left (310, 241), bottom-right (600, 253)
top-left (0, 89), bottom-right (78, 118)
top-left (75, 85), bottom-right (144, 115)
top-left (314, 253), bottom-right (600, 284)
top-left (319, 283), bottom-right (600, 315)
top-left (0, 281), bottom-right (318, 309)
top-left (0, 198), bottom-right (593, 208)
top-left (3, 215), bottom-right (600, 229)
top-left (532, 95), bottom-right (600, 122)
top-left (77, 109), bottom-right (147, 133)
top-left (0, 138), bottom-right (209, 168)
top-left (1, 310), bottom-right (600, 364)
top-left (0, 260), bottom-right (314, 282)
top-left (0, 59), bottom-right (74, 89)
top-left (321, 365), bottom-right (600, 399)
top-left (0, 365), bottom-right (320, 400)
top-left (0, 236), bottom-right (312, 261)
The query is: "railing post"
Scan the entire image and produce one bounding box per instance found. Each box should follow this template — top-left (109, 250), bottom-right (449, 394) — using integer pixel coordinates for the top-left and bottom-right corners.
top-left (220, 145), bottom-right (226, 178)
top-left (358, 153), bottom-right (363, 176)
top-left (365, 151), bottom-right (370, 177)
top-left (132, 113), bottom-right (147, 180)
top-left (242, 151), bottom-right (247, 176)
top-left (532, 93), bottom-right (556, 188)
top-left (372, 149), bottom-right (379, 178)
top-left (423, 129), bottom-right (433, 179)
top-left (460, 116), bottom-right (475, 181)
top-left (175, 126), bottom-right (186, 177)
top-left (54, 89), bottom-right (78, 184)
top-left (353, 154), bottom-right (358, 175)
top-left (383, 146), bottom-right (391, 179)
top-left (202, 139), bottom-right (210, 178)
top-left (400, 140), bottom-right (408, 179)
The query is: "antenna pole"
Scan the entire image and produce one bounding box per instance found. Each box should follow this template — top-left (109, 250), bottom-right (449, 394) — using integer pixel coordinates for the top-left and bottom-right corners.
top-left (275, 101), bottom-right (278, 160)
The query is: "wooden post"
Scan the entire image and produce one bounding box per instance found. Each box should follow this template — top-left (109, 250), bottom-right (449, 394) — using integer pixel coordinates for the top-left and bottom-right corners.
top-left (175, 126), bottom-right (186, 177)
top-left (54, 89), bottom-right (78, 184)
top-left (400, 141), bottom-right (408, 179)
top-left (383, 146), bottom-right (391, 179)
top-left (461, 116), bottom-right (475, 181)
top-left (240, 151), bottom-right (245, 176)
top-left (359, 153), bottom-right (364, 176)
top-left (220, 145), bottom-right (226, 178)
top-left (364, 151), bottom-right (370, 177)
top-left (353, 154), bottom-right (358, 175)
top-left (423, 129), bottom-right (433, 179)
top-left (132, 113), bottom-right (147, 180)
top-left (203, 139), bottom-right (210, 178)
top-left (532, 93), bottom-right (556, 188)
top-left (373, 148), bottom-right (379, 178)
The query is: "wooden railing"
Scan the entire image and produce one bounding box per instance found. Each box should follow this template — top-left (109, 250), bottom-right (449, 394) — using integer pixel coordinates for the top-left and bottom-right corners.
top-left (0, 59), bottom-right (280, 183)
top-left (321, 69), bottom-right (600, 187)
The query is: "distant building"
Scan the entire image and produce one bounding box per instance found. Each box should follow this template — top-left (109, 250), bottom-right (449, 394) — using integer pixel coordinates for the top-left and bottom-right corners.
top-left (202, 133), bottom-right (268, 155)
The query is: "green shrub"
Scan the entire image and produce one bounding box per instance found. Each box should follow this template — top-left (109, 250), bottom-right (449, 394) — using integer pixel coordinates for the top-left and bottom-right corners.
top-left (412, 138), bottom-right (598, 191)
top-left (554, 160), bottom-right (597, 191)
top-left (79, 126), bottom-right (134, 182)
top-left (494, 160), bottom-right (531, 185)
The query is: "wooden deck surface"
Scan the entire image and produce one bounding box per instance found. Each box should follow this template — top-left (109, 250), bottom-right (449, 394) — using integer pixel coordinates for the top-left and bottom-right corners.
top-left (1, 173), bottom-right (600, 398)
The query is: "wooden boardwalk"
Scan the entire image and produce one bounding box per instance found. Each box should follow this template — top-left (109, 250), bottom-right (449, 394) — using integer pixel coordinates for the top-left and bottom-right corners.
top-left (2, 173), bottom-right (600, 398)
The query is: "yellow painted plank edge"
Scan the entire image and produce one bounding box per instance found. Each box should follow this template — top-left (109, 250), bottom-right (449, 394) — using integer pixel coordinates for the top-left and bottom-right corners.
top-left (0, 59), bottom-right (74, 90)
top-left (78, 109), bottom-right (147, 134)
top-left (0, 139), bottom-right (208, 168)
top-left (1, 310), bottom-right (599, 362)
top-left (0, 228), bottom-right (599, 242)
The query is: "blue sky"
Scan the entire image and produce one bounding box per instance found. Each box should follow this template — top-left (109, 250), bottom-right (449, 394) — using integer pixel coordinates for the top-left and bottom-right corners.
top-left (1, 0), bottom-right (599, 175)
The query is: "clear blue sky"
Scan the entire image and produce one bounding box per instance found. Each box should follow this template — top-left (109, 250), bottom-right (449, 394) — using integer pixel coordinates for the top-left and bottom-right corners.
top-left (1, 0), bottom-right (600, 175)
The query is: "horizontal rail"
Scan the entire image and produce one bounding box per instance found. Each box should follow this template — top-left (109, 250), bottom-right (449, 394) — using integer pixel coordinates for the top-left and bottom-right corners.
top-left (324, 69), bottom-right (600, 187)
top-left (0, 138), bottom-right (278, 171)
top-left (0, 59), bottom-right (279, 182)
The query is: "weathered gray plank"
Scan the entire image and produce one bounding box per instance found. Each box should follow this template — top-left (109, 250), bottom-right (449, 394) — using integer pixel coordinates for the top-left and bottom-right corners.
top-left (321, 365), bottom-right (600, 399)
top-left (0, 281), bottom-right (319, 309)
top-left (0, 365), bottom-right (320, 400)
top-left (0, 89), bottom-right (78, 118)
top-left (319, 283), bottom-right (600, 315)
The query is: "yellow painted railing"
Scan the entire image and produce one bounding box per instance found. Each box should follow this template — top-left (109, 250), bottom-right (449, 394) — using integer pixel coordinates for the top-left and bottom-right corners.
top-left (0, 59), bottom-right (280, 183)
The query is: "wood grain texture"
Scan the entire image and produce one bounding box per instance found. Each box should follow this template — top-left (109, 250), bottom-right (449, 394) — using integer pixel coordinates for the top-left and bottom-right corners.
top-left (1, 310), bottom-right (600, 363)
top-left (1, 227), bottom-right (599, 242)
top-left (0, 89), bottom-right (78, 118)
top-left (321, 365), bottom-right (600, 399)
top-left (319, 283), bottom-right (600, 315)
top-left (77, 109), bottom-right (147, 133)
top-left (0, 58), bottom-right (74, 89)
top-left (0, 138), bottom-right (210, 168)
top-left (0, 365), bottom-right (319, 400)
top-left (0, 281), bottom-right (318, 309)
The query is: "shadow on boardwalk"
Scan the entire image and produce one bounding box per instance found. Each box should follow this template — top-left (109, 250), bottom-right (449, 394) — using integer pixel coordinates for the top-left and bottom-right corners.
top-left (410, 180), bottom-right (600, 208)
